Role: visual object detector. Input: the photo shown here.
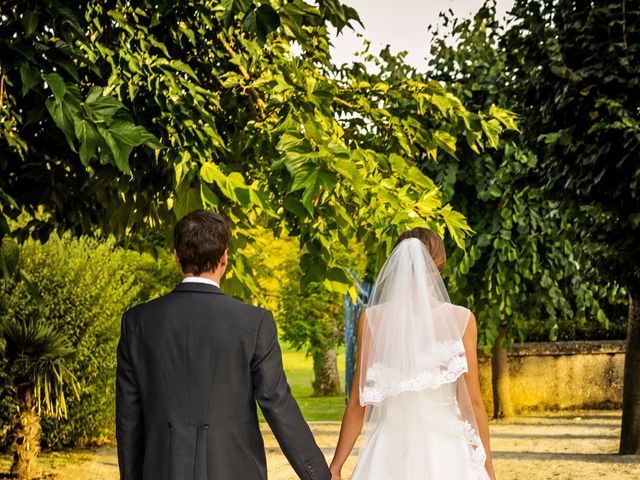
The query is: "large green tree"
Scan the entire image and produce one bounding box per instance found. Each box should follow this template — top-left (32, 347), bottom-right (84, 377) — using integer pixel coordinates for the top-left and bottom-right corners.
top-left (500, 0), bottom-right (640, 452)
top-left (0, 0), bottom-right (515, 297)
top-left (423, 1), bottom-right (620, 418)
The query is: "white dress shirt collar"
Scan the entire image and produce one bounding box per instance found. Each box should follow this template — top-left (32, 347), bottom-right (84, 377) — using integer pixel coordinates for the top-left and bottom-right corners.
top-left (181, 276), bottom-right (220, 288)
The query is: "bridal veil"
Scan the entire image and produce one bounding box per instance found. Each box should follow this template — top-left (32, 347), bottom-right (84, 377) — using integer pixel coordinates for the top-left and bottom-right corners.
top-left (354, 237), bottom-right (489, 479)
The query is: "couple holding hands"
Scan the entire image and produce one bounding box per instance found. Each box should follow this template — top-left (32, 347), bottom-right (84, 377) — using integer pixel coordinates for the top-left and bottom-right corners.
top-left (116, 210), bottom-right (496, 480)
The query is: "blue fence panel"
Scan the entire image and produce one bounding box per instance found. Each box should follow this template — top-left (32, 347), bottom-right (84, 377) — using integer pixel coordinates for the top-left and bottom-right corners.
top-left (344, 279), bottom-right (372, 402)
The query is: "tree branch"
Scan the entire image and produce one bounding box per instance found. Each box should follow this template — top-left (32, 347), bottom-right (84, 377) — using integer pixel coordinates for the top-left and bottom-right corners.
top-left (217, 33), bottom-right (267, 116)
top-left (622, 0), bottom-right (628, 50)
top-left (333, 96), bottom-right (358, 111)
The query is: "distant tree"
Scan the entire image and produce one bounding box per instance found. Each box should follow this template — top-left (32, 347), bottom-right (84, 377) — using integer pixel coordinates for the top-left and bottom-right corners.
top-left (277, 242), bottom-right (366, 396)
top-left (279, 267), bottom-right (344, 396)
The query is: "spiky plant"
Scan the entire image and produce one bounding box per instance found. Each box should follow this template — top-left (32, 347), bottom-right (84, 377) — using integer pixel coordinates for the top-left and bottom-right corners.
top-left (0, 317), bottom-right (79, 480)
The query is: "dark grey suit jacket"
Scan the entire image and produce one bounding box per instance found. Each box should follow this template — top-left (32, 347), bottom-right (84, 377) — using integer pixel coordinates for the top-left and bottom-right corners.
top-left (116, 282), bottom-right (330, 480)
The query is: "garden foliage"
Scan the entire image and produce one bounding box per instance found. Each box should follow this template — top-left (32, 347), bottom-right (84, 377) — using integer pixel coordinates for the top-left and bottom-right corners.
top-left (0, 234), bottom-right (180, 449)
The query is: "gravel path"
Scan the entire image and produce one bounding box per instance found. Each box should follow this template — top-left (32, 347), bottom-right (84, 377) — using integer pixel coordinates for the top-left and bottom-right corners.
top-left (1, 411), bottom-right (638, 479)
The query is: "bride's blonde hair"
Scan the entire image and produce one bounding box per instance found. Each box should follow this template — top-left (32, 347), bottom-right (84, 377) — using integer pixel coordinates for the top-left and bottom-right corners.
top-left (395, 227), bottom-right (446, 273)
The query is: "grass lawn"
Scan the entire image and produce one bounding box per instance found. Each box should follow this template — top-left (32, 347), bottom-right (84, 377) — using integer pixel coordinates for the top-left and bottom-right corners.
top-left (272, 343), bottom-right (347, 422)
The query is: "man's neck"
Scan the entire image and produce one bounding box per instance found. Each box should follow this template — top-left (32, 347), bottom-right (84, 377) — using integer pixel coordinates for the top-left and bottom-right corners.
top-left (183, 271), bottom-right (222, 285)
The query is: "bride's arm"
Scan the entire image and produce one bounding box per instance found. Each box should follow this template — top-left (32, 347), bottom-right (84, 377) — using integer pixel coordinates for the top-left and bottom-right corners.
top-left (329, 311), bottom-right (368, 479)
top-left (462, 312), bottom-right (497, 480)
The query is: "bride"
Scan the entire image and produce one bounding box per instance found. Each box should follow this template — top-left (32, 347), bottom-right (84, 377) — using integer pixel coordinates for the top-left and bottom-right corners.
top-left (330, 228), bottom-right (497, 479)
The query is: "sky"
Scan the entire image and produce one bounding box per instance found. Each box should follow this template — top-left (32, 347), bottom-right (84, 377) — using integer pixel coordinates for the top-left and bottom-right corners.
top-left (330, 0), bottom-right (515, 70)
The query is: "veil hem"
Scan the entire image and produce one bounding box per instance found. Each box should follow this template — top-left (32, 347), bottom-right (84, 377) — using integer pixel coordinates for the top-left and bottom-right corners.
top-left (360, 340), bottom-right (468, 405)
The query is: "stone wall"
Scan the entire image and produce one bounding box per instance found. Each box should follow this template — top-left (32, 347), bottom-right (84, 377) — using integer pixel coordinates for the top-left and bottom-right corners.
top-left (477, 340), bottom-right (626, 415)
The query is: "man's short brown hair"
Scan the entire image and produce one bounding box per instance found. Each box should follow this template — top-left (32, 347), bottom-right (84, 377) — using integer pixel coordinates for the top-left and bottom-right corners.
top-left (173, 210), bottom-right (231, 275)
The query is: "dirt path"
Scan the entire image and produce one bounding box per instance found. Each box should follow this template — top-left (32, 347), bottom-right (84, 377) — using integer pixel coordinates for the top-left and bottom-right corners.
top-left (2, 411), bottom-right (638, 479)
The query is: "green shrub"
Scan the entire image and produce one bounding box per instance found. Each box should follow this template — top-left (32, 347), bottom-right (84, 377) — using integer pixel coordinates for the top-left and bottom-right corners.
top-left (0, 233), bottom-right (181, 449)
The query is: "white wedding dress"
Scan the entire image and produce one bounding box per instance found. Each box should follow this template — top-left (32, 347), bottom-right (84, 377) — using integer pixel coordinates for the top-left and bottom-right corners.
top-left (351, 239), bottom-right (490, 480)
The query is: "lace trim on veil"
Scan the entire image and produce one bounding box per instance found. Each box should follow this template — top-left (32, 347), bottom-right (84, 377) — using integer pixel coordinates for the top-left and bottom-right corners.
top-left (461, 420), bottom-right (489, 479)
top-left (360, 340), bottom-right (468, 404)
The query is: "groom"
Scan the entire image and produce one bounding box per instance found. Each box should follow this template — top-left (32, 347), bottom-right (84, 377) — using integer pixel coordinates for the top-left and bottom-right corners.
top-left (116, 210), bottom-right (331, 480)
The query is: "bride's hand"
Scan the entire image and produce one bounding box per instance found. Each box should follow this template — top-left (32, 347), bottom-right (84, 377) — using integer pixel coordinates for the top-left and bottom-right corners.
top-left (330, 464), bottom-right (342, 480)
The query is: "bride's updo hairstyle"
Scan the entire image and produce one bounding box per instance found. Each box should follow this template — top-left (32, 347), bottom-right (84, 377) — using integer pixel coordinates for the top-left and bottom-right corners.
top-left (395, 227), bottom-right (446, 273)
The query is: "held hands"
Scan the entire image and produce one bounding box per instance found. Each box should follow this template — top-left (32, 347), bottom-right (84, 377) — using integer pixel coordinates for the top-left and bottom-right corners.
top-left (329, 464), bottom-right (342, 480)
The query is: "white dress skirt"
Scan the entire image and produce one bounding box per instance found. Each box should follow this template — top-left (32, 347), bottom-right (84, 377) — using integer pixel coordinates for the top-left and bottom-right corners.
top-left (351, 383), bottom-right (490, 480)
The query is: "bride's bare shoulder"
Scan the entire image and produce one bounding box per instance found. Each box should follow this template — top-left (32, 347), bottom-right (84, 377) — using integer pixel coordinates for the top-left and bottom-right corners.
top-left (446, 303), bottom-right (477, 332)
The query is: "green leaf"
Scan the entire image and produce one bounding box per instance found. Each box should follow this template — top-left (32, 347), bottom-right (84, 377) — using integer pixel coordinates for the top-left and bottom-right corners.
top-left (200, 183), bottom-right (219, 207)
top-left (148, 37), bottom-right (170, 57)
top-left (19, 64), bottom-right (40, 96)
top-left (200, 162), bottom-right (249, 204)
top-left (489, 105), bottom-right (519, 132)
top-left (44, 73), bottom-right (65, 101)
top-left (322, 267), bottom-right (351, 293)
top-left (480, 118), bottom-right (501, 149)
top-left (74, 119), bottom-right (100, 166)
top-left (174, 187), bottom-right (203, 219)
top-left (0, 237), bottom-right (19, 278)
top-left (0, 215), bottom-right (9, 238)
top-left (290, 163), bottom-right (319, 192)
top-left (440, 204), bottom-right (472, 249)
top-left (53, 56), bottom-right (80, 82)
top-left (99, 127), bottom-right (133, 173)
top-left (310, 80), bottom-right (335, 108)
top-left (86, 87), bottom-right (105, 104)
top-left (276, 132), bottom-right (306, 153)
top-left (108, 120), bottom-right (155, 147)
top-left (22, 10), bottom-right (39, 36)
top-left (167, 60), bottom-right (198, 80)
top-left (242, 4), bottom-right (280, 44)
top-left (429, 94), bottom-right (454, 115)
top-left (86, 91), bottom-right (124, 119)
top-left (300, 253), bottom-right (328, 287)
top-left (45, 98), bottom-right (76, 149)
top-left (222, 0), bottom-right (253, 27)
top-left (180, 23), bottom-right (196, 45)
top-left (284, 197), bottom-right (307, 219)
top-left (433, 130), bottom-right (458, 157)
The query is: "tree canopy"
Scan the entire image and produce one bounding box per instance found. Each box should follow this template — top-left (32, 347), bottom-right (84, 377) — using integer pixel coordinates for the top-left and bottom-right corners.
top-left (503, 0), bottom-right (639, 288)
top-left (0, 0), bottom-right (515, 297)
top-left (423, 1), bottom-right (620, 351)
top-left (501, 0), bottom-right (640, 454)
top-left (427, 0), bottom-right (639, 452)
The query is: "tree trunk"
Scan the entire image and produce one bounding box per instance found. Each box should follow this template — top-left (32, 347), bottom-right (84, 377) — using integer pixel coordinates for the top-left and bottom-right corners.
top-left (491, 327), bottom-right (514, 419)
top-left (312, 346), bottom-right (341, 397)
top-left (620, 284), bottom-right (640, 454)
top-left (10, 382), bottom-right (41, 480)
